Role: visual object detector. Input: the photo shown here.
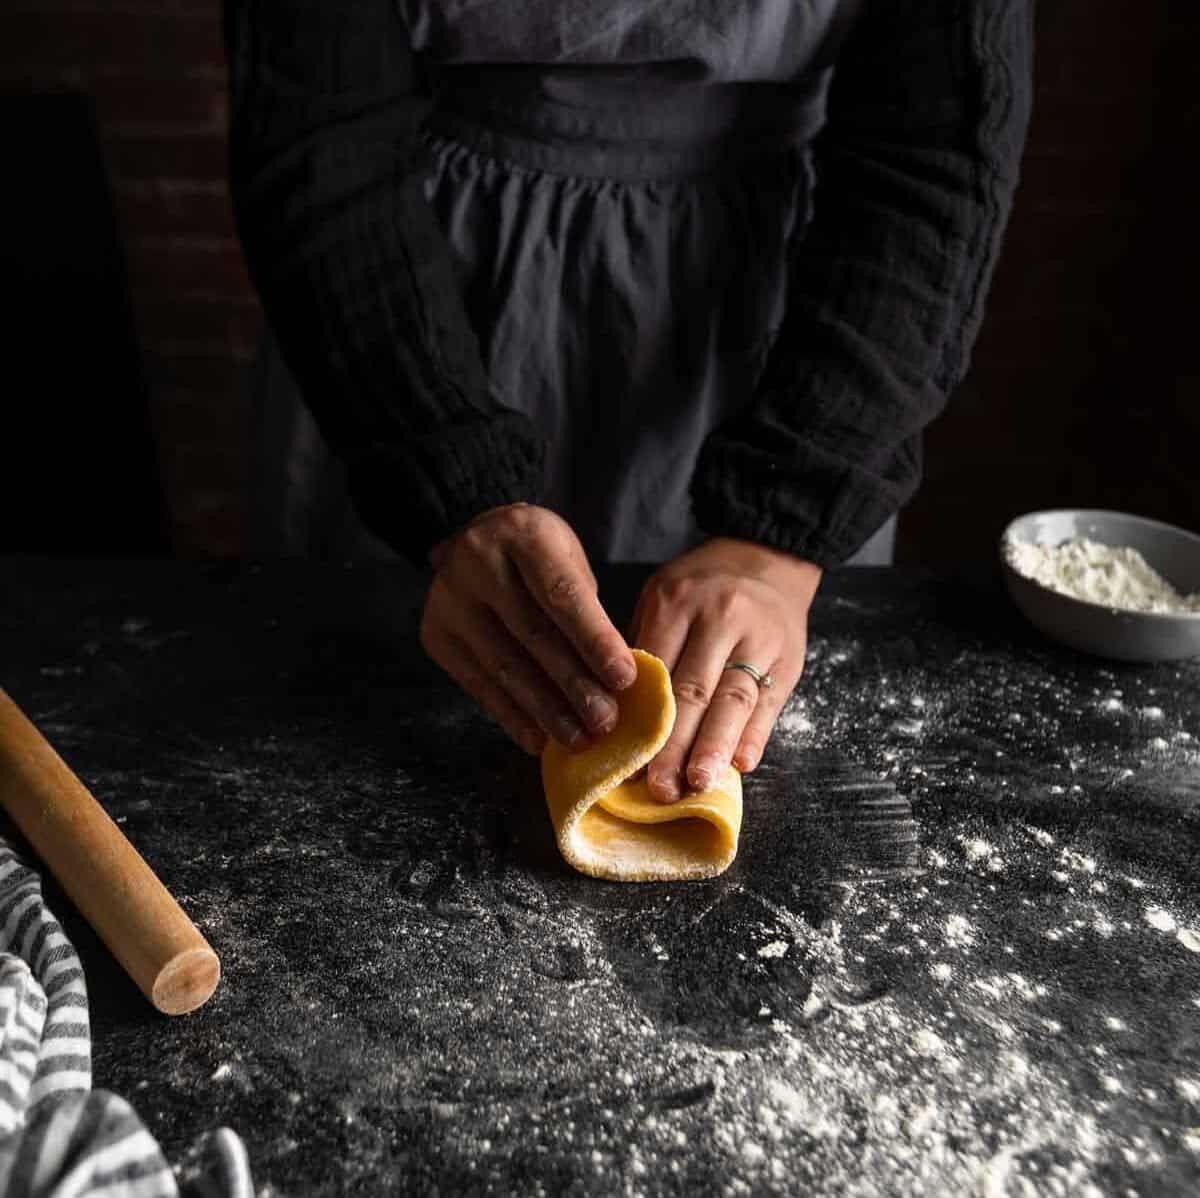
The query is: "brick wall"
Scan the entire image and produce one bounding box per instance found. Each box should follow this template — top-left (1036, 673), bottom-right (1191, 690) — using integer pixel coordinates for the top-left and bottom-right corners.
top-left (3, 0), bottom-right (257, 557)
top-left (2, 1), bottom-right (1195, 560)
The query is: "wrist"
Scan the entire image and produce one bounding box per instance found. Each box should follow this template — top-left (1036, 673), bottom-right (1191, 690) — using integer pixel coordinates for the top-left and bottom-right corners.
top-left (428, 501), bottom-right (534, 571)
top-left (698, 536), bottom-right (823, 602)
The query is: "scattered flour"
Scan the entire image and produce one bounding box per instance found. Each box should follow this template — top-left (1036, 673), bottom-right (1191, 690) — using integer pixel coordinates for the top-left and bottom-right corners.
top-left (741, 1141), bottom-right (766, 1165)
top-left (757, 941), bottom-right (790, 959)
top-left (912, 1029), bottom-right (948, 1058)
top-left (960, 836), bottom-right (1004, 873)
top-left (1176, 928), bottom-right (1200, 953)
top-left (1060, 849), bottom-right (1097, 874)
top-left (765, 1079), bottom-right (808, 1124)
top-left (1145, 907), bottom-right (1177, 933)
top-left (960, 837), bottom-right (994, 862)
top-left (944, 915), bottom-right (975, 947)
top-left (1004, 535), bottom-right (1200, 614)
top-left (776, 706), bottom-right (815, 736)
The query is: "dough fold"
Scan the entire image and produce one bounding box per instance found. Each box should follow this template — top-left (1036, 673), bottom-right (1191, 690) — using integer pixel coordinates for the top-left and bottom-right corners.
top-left (541, 649), bottom-right (742, 882)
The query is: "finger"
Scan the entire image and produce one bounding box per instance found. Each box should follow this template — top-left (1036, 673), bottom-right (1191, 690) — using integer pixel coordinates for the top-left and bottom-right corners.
top-left (512, 541), bottom-right (636, 692)
top-left (645, 624), bottom-right (740, 803)
top-left (689, 653), bottom-right (788, 786)
top-left (629, 581), bottom-right (690, 674)
top-left (627, 588), bottom-right (645, 644)
top-left (432, 633), bottom-right (546, 757)
top-left (463, 604), bottom-right (592, 751)
top-left (489, 565), bottom-right (621, 737)
top-left (734, 660), bottom-right (804, 772)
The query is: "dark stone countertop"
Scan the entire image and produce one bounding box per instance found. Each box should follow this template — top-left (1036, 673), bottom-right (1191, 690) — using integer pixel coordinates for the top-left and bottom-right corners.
top-left (1, 558), bottom-right (1197, 1196)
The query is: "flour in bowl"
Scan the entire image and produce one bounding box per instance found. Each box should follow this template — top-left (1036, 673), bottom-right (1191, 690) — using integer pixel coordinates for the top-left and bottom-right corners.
top-left (1005, 535), bottom-right (1200, 615)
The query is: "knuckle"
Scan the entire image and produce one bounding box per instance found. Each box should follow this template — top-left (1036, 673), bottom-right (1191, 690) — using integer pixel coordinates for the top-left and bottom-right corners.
top-left (657, 576), bottom-right (693, 607)
top-left (459, 523), bottom-right (490, 558)
top-left (545, 572), bottom-right (585, 612)
top-left (588, 628), bottom-right (620, 665)
top-left (493, 655), bottom-right (521, 690)
top-left (505, 503), bottom-right (541, 540)
top-left (672, 677), bottom-right (711, 709)
top-left (636, 578), bottom-right (662, 608)
top-left (714, 682), bottom-right (758, 714)
top-left (713, 587), bottom-right (745, 622)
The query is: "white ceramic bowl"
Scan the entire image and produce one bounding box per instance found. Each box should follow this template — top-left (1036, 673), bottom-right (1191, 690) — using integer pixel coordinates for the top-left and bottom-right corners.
top-left (999, 509), bottom-right (1200, 662)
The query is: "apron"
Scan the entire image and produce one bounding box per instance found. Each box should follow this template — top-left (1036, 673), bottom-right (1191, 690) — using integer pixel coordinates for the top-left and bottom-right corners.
top-left (251, 0), bottom-right (896, 567)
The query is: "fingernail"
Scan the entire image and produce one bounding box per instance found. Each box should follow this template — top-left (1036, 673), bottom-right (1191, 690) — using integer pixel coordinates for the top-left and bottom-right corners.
top-left (650, 771), bottom-right (680, 802)
top-left (557, 716), bottom-right (587, 749)
top-left (689, 756), bottom-right (722, 791)
top-left (584, 693), bottom-right (619, 733)
top-left (605, 656), bottom-right (637, 689)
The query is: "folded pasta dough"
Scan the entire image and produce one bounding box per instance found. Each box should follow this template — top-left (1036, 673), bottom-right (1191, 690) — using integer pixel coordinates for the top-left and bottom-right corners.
top-left (541, 649), bottom-right (742, 882)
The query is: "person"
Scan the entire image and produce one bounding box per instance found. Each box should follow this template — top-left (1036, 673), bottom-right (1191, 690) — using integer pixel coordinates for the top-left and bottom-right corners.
top-left (223, 0), bottom-right (1032, 801)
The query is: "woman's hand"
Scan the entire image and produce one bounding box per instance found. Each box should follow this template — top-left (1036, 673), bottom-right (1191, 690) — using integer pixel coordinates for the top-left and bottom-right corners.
top-left (421, 503), bottom-right (637, 756)
top-left (631, 537), bottom-right (821, 801)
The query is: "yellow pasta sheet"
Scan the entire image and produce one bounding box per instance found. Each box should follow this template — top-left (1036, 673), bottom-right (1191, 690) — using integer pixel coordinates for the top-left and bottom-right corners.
top-left (542, 649), bottom-right (742, 882)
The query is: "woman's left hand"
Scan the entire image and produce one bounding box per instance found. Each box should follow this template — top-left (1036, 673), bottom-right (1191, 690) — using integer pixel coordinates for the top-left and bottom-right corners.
top-left (630, 537), bottom-right (822, 801)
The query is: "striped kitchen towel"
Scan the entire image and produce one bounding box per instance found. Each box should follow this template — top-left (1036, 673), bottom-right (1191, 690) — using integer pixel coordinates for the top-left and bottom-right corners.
top-left (0, 844), bottom-right (254, 1198)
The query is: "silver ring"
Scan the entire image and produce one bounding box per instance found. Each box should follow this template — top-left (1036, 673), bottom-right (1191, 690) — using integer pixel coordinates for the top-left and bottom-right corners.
top-left (724, 660), bottom-right (774, 690)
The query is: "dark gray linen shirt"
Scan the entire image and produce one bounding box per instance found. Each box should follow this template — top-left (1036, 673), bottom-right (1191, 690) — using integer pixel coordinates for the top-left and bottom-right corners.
top-left (223, 0), bottom-right (1033, 567)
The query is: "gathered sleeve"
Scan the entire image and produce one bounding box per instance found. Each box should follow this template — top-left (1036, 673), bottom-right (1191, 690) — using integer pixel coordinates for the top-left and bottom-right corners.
top-left (690, 0), bottom-right (1034, 567)
top-left (223, 0), bottom-right (546, 563)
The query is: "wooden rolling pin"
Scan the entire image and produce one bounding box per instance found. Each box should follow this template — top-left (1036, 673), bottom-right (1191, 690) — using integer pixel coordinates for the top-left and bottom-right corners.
top-left (0, 689), bottom-right (220, 1015)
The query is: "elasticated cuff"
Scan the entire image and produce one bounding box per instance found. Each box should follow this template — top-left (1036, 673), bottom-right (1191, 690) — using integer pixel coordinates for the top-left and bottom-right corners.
top-left (344, 410), bottom-right (547, 567)
top-left (690, 438), bottom-right (910, 569)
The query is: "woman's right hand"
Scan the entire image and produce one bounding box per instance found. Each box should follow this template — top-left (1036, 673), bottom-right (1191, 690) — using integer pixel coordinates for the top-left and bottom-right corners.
top-left (420, 503), bottom-right (637, 756)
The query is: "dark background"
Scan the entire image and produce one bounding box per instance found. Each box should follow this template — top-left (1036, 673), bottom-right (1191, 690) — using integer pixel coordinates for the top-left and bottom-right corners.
top-left (0, 1), bottom-right (1195, 564)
